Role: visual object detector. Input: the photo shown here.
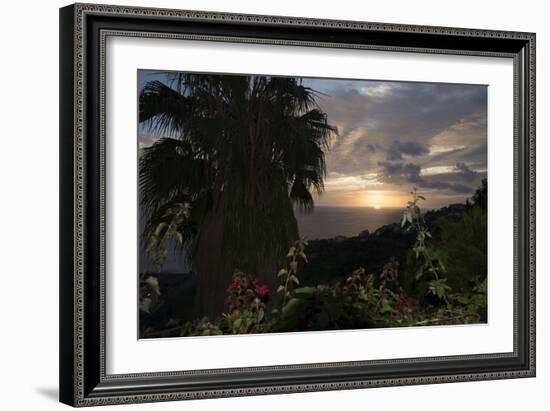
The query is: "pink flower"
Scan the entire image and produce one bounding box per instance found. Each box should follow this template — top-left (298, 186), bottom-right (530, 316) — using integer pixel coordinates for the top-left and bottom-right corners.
top-left (228, 280), bottom-right (239, 292)
top-left (254, 284), bottom-right (270, 297)
top-left (393, 300), bottom-right (404, 313)
top-left (224, 297), bottom-right (241, 308)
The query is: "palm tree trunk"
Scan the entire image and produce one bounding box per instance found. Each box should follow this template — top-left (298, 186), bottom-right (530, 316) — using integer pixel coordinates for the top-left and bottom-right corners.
top-left (192, 209), bottom-right (294, 320)
top-left (192, 208), bottom-right (229, 320)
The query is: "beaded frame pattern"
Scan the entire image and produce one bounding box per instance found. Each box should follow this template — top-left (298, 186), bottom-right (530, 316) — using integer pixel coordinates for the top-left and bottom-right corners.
top-left (68, 3), bottom-right (535, 406)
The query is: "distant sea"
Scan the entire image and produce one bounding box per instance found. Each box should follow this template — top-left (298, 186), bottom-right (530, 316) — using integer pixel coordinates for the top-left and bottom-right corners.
top-left (296, 206), bottom-right (404, 240)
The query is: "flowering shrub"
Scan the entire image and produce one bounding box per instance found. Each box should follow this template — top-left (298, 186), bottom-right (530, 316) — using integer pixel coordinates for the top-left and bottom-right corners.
top-left (221, 271), bottom-right (271, 334)
top-left (180, 318), bottom-right (223, 336)
top-left (140, 190), bottom-right (487, 338)
top-left (390, 291), bottom-right (428, 324)
top-left (276, 239), bottom-right (307, 306)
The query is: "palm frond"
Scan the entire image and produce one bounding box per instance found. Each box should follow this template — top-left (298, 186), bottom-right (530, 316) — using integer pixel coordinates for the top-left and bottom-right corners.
top-left (138, 73), bottom-right (339, 315)
top-left (139, 138), bottom-right (213, 209)
top-left (139, 81), bottom-right (193, 137)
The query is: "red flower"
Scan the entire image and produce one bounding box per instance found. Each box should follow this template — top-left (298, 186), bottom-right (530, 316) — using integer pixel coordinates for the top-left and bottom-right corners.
top-left (407, 296), bottom-right (418, 306)
top-left (224, 297), bottom-right (241, 308)
top-left (228, 279), bottom-right (239, 292)
top-left (254, 284), bottom-right (270, 297)
top-left (393, 300), bottom-right (405, 313)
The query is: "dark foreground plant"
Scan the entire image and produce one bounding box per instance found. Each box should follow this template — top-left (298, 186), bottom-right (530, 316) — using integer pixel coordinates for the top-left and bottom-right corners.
top-left (139, 73), bottom-right (338, 318)
top-left (139, 188), bottom-right (487, 338)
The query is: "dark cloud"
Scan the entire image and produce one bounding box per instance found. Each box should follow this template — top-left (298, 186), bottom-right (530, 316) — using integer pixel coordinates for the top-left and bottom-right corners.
top-left (378, 161), bottom-right (483, 194)
top-left (305, 78), bottom-right (487, 205)
top-left (322, 82), bottom-right (486, 143)
top-left (315, 81), bottom-right (487, 186)
top-left (430, 143), bottom-right (487, 168)
top-left (378, 162), bottom-right (422, 183)
top-left (386, 140), bottom-right (429, 160)
top-left (419, 180), bottom-right (473, 194)
top-left (456, 162), bottom-right (477, 181)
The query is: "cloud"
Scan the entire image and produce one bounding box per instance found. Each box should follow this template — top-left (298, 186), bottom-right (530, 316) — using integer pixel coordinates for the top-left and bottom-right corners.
top-left (419, 179), bottom-right (473, 194)
top-left (314, 81), bottom-right (487, 183)
top-left (386, 140), bottom-right (429, 160)
top-left (360, 83), bottom-right (395, 97)
top-left (456, 162), bottom-right (477, 181)
top-left (378, 162), bottom-right (423, 183)
top-left (429, 143), bottom-right (487, 167)
top-left (378, 161), bottom-right (482, 194)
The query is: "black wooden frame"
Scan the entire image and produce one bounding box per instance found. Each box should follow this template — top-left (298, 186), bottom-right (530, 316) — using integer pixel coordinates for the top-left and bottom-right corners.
top-left (60, 3), bottom-right (536, 407)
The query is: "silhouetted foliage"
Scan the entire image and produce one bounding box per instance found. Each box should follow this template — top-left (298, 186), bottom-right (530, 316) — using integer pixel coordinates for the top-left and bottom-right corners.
top-left (139, 73), bottom-right (337, 317)
top-left (140, 186), bottom-right (488, 338)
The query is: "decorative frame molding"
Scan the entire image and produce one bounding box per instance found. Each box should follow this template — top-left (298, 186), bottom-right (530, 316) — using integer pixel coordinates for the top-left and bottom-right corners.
top-left (60, 3), bottom-right (535, 407)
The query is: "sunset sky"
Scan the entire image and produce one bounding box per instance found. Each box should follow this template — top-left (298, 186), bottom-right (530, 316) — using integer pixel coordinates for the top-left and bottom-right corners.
top-left (139, 71), bottom-right (487, 210)
top-left (300, 77), bottom-right (487, 209)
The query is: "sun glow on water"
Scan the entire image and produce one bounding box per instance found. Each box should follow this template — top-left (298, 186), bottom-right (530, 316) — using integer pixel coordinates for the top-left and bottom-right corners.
top-left (355, 190), bottom-right (409, 209)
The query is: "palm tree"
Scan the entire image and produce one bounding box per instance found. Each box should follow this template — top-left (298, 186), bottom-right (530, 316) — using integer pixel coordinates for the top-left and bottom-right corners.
top-left (139, 73), bottom-right (337, 318)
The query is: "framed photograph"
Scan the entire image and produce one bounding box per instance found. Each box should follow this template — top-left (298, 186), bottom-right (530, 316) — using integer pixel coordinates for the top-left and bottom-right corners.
top-left (59, 3), bottom-right (536, 407)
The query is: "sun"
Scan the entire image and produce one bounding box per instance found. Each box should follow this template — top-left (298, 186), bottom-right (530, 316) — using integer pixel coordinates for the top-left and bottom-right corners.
top-left (354, 190), bottom-right (410, 208)
top-left (362, 191), bottom-right (388, 208)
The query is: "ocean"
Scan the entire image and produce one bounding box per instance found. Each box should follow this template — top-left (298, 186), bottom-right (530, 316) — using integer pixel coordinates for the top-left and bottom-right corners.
top-left (295, 206), bottom-right (404, 240)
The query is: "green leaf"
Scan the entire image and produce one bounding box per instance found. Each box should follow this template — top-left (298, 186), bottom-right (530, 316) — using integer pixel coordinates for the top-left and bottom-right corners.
top-left (401, 213), bottom-right (408, 227)
top-left (282, 298), bottom-right (302, 316)
top-left (145, 276), bottom-right (161, 295)
top-left (380, 300), bottom-right (393, 313)
top-left (428, 279), bottom-right (451, 299)
top-left (294, 287), bottom-right (316, 297)
top-left (140, 297), bottom-right (152, 314)
top-left (455, 295), bottom-right (469, 304)
top-left (289, 261), bottom-right (298, 273)
top-left (154, 222), bottom-right (168, 236)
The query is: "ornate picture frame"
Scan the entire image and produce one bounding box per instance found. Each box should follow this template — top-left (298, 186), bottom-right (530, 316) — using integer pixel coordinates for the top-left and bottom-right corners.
top-left (59, 3), bottom-right (535, 406)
